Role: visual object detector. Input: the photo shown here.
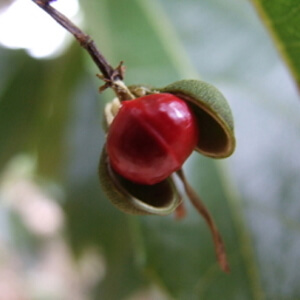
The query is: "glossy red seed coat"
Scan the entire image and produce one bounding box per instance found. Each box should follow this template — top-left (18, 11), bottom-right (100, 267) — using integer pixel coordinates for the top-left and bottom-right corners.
top-left (106, 93), bottom-right (199, 185)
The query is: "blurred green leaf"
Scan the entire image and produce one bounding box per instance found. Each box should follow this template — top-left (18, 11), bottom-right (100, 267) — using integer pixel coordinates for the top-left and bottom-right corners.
top-left (1, 0), bottom-right (300, 299)
top-left (251, 0), bottom-right (300, 88)
top-left (64, 0), bottom-right (264, 299)
top-left (0, 45), bottom-right (84, 179)
top-left (34, 45), bottom-right (84, 179)
top-left (160, 1), bottom-right (300, 299)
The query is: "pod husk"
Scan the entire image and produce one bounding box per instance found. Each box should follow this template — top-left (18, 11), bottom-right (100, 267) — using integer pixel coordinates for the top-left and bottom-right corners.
top-left (159, 79), bottom-right (235, 158)
top-left (99, 147), bottom-right (182, 215)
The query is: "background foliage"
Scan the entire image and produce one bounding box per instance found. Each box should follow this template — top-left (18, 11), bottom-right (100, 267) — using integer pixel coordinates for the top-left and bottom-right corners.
top-left (0, 0), bottom-right (300, 299)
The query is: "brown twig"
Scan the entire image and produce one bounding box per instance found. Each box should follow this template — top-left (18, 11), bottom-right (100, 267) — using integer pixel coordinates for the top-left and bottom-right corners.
top-left (32, 0), bottom-right (134, 100)
top-left (177, 169), bottom-right (230, 273)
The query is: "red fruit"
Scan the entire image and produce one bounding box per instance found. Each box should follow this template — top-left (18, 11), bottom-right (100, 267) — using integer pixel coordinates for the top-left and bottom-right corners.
top-left (106, 93), bottom-right (198, 185)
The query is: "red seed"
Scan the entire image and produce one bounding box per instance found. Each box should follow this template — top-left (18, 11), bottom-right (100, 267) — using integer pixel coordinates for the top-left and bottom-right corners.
top-left (106, 93), bottom-right (198, 185)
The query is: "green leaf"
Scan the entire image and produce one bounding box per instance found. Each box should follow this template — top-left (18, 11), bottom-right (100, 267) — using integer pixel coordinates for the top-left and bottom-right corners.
top-left (160, 1), bottom-right (300, 299)
top-left (0, 48), bottom-right (45, 169)
top-left (0, 45), bottom-right (84, 178)
top-left (65, 0), bottom-right (264, 299)
top-left (251, 0), bottom-right (300, 88)
top-left (35, 45), bottom-right (85, 178)
top-left (2, 0), bottom-right (300, 299)
top-left (162, 0), bottom-right (300, 298)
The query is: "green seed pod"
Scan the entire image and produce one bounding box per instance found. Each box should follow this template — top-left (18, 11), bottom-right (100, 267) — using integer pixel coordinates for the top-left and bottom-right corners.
top-left (99, 147), bottom-right (182, 215)
top-left (159, 79), bottom-right (235, 158)
top-left (99, 80), bottom-right (234, 270)
top-left (99, 79), bottom-right (235, 215)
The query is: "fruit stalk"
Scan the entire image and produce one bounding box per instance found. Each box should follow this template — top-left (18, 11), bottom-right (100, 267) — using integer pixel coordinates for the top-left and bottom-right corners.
top-left (32, 0), bottom-right (134, 100)
top-left (177, 169), bottom-right (230, 273)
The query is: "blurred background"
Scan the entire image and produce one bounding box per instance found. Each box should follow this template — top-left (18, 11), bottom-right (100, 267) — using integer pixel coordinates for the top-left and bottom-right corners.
top-left (0, 0), bottom-right (300, 299)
